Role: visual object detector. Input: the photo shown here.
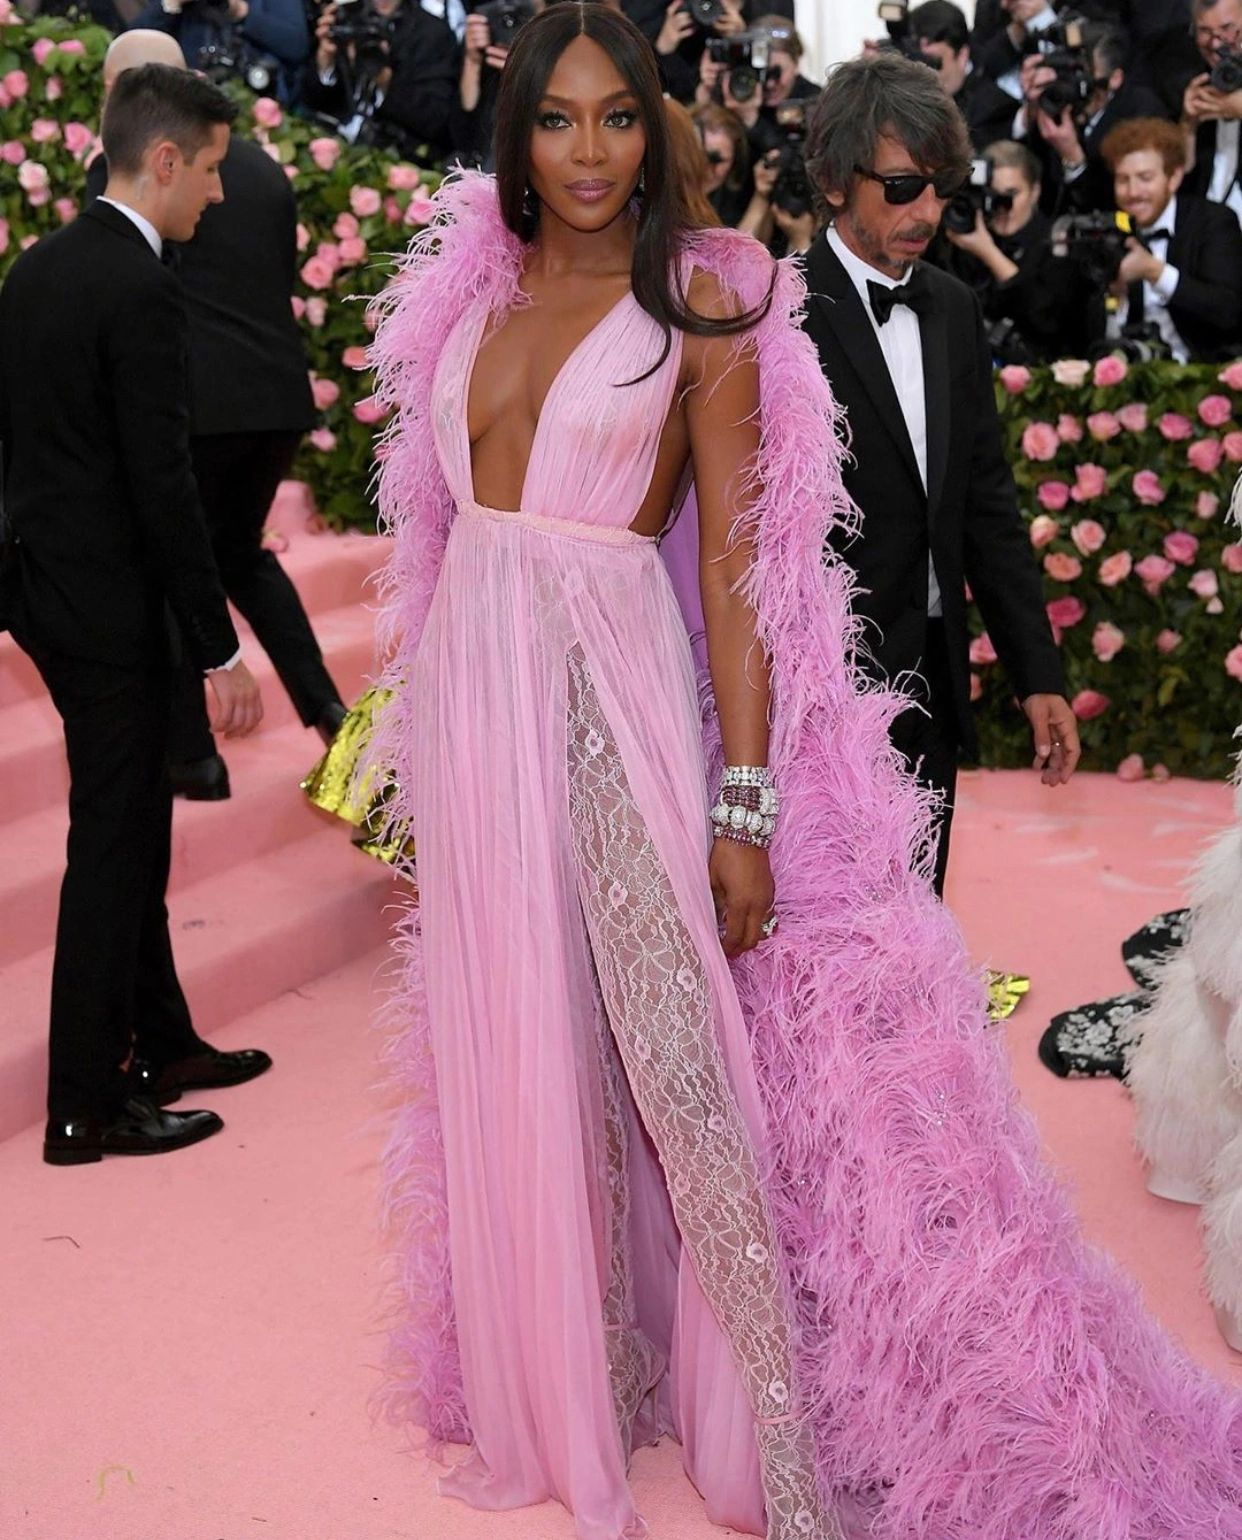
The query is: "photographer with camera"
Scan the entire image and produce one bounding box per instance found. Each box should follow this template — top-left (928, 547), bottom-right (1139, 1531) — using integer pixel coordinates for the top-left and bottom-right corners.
top-left (1180, 0), bottom-right (1242, 224)
top-left (692, 100), bottom-right (753, 223)
top-left (619, 0), bottom-right (747, 102)
top-left (944, 139), bottom-right (1088, 359)
top-left (1086, 115), bottom-right (1242, 359)
top-left (304, 0), bottom-right (455, 153)
top-left (901, 0), bottom-right (1017, 151)
top-left (449, 0), bottom-right (545, 166)
top-left (127, 0), bottom-right (308, 101)
top-left (693, 13), bottom-right (815, 131)
top-left (1018, 21), bottom-right (1169, 213)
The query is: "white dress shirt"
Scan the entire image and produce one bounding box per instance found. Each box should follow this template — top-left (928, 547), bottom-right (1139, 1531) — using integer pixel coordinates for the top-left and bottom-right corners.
top-left (1107, 194), bottom-right (1189, 363)
top-left (826, 226), bottom-right (941, 618)
top-left (97, 196), bottom-right (242, 674)
top-left (1207, 118), bottom-right (1242, 228)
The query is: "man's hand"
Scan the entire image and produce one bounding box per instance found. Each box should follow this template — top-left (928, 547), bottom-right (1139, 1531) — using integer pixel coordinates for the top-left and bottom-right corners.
top-left (1023, 693), bottom-right (1080, 785)
top-left (1116, 236), bottom-right (1164, 288)
top-left (772, 203), bottom-right (817, 253)
top-left (709, 838), bottom-right (775, 958)
top-left (696, 50), bottom-right (725, 106)
top-left (752, 150), bottom-right (778, 202)
top-left (315, 3), bottom-right (338, 72)
top-left (206, 661), bottom-right (264, 740)
top-left (656, 0), bottom-right (695, 56)
top-left (1181, 73), bottom-right (1242, 124)
top-left (712, 0), bottom-right (745, 37)
top-left (228, 0), bottom-right (249, 19)
top-left (947, 208), bottom-right (996, 257)
top-left (1035, 105), bottom-right (1084, 164)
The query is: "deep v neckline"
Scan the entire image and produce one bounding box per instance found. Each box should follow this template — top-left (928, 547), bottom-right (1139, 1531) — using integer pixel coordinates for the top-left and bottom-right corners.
top-left (461, 287), bottom-right (636, 512)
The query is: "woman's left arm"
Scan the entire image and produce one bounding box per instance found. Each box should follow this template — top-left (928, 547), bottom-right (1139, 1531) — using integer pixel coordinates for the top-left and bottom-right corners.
top-left (683, 273), bottom-right (773, 959)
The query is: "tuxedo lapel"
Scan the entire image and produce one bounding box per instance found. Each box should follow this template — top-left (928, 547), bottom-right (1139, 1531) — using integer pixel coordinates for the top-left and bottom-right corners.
top-left (919, 279), bottom-right (950, 524)
top-left (806, 238), bottom-right (923, 496)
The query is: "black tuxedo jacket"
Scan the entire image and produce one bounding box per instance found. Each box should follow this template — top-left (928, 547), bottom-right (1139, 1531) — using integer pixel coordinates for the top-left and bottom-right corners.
top-left (802, 236), bottom-right (1064, 750)
top-left (0, 202), bottom-right (237, 668)
top-left (1184, 118), bottom-right (1242, 208)
top-left (86, 136), bottom-right (314, 438)
top-left (957, 69), bottom-right (1018, 153)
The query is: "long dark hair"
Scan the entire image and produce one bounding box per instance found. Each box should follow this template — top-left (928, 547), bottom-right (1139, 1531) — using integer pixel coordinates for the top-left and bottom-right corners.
top-left (493, 4), bottom-right (772, 362)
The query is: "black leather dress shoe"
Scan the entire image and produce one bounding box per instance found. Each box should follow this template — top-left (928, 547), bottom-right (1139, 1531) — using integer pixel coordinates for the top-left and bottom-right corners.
top-left (43, 1098), bottom-right (224, 1166)
top-left (316, 699), bottom-right (348, 745)
top-left (169, 753), bottom-right (231, 801)
top-left (131, 1046), bottom-right (273, 1104)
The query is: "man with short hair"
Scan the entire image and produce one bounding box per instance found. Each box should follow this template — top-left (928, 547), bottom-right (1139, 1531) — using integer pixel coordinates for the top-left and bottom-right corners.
top-left (1180, 0), bottom-right (1242, 225)
top-left (800, 51), bottom-right (1078, 894)
top-left (908, 0), bottom-right (1015, 150)
top-left (0, 65), bottom-right (268, 1165)
top-left (1096, 114), bottom-right (1242, 359)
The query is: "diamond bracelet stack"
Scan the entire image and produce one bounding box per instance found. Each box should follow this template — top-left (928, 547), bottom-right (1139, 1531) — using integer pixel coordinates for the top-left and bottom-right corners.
top-left (710, 765), bottom-right (779, 850)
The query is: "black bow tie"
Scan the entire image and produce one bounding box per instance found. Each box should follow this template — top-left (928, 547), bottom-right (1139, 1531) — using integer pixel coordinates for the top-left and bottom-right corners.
top-left (867, 269), bottom-right (933, 325)
top-left (1140, 226), bottom-right (1171, 244)
top-left (160, 242), bottom-right (181, 271)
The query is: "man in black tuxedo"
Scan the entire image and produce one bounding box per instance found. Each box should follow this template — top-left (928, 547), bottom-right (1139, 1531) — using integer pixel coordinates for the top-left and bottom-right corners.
top-left (907, 0), bottom-right (1017, 152)
top-left (801, 51), bottom-right (1079, 894)
top-left (90, 32), bottom-right (345, 801)
top-left (0, 65), bottom-right (271, 1165)
top-left (1092, 114), bottom-right (1242, 357)
top-left (1179, 0), bottom-right (1242, 224)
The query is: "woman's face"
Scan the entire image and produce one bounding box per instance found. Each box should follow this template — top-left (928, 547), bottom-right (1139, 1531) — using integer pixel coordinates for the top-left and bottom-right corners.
top-left (527, 34), bottom-right (647, 235)
top-left (702, 127), bottom-right (734, 193)
top-left (764, 48), bottom-right (798, 106)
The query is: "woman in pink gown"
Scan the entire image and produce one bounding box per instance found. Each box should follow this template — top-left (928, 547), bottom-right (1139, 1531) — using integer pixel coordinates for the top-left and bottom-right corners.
top-left (366, 8), bottom-right (1242, 1539)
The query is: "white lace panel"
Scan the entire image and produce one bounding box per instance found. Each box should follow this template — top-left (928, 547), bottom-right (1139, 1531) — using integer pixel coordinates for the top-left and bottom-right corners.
top-left (565, 648), bottom-right (837, 1540)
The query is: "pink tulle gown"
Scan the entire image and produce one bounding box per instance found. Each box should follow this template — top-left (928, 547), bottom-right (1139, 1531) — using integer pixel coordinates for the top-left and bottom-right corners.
top-left (368, 176), bottom-right (1242, 1540)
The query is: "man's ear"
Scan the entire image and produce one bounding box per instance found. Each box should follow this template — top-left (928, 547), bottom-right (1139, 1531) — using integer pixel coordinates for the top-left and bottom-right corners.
top-left (150, 137), bottom-right (181, 185)
top-left (1168, 163), bottom-right (1185, 196)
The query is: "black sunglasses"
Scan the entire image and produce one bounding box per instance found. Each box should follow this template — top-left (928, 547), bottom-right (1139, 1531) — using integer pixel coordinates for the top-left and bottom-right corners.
top-left (854, 165), bottom-right (968, 204)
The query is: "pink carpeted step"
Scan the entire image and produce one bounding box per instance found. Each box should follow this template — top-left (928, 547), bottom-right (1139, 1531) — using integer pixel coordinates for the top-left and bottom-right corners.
top-left (0, 823), bottom-right (399, 1144)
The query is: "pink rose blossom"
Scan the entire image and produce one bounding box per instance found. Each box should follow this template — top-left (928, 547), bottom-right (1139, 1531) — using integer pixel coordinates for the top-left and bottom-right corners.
top-left (387, 163), bottom-right (422, 191)
top-left (1224, 431), bottom-right (1242, 462)
top-left (0, 218), bottom-right (8, 256)
top-left (1087, 411), bottom-right (1121, 441)
top-left (337, 235), bottom-right (367, 265)
top-left (0, 86), bottom-right (10, 111)
top-left (262, 142), bottom-right (282, 163)
top-left (333, 211), bottom-right (360, 240)
top-left (290, 296), bottom-right (305, 320)
top-left (1187, 437), bottom-right (1224, 474)
top-left (384, 196), bottom-right (402, 223)
top-left (19, 235), bottom-right (37, 250)
top-left (311, 376), bottom-right (340, 410)
top-left (305, 297), bottom-right (327, 327)
top-left (1135, 553), bottom-right (1176, 594)
top-left (1047, 596), bottom-right (1086, 628)
top-left (18, 159), bottom-right (49, 206)
top-left (1157, 411), bottom-right (1193, 440)
top-left (63, 121), bottom-right (92, 159)
top-left (1163, 529), bottom-right (1199, 565)
top-left (1072, 689), bottom-right (1110, 720)
top-left (1116, 754), bottom-right (1145, 782)
top-left (315, 240), bottom-right (341, 270)
top-left (1217, 361), bottom-right (1242, 390)
top-left (342, 345), bottom-right (369, 370)
top-left (1116, 401), bottom-right (1148, 433)
top-left (0, 0), bottom-right (13, 22)
top-left (999, 364), bottom-right (1031, 394)
top-left (1056, 413), bottom-right (1083, 443)
top-left (1222, 543), bottom-right (1242, 574)
top-left (31, 36), bottom-right (55, 65)
top-left (285, 165), bottom-right (298, 182)
top-left (1151, 764), bottom-right (1171, 782)
top-left (295, 222), bottom-right (309, 252)
top-left (58, 39), bottom-right (85, 54)
top-left (1, 140), bottom-right (24, 165)
top-left (1021, 421), bottom-right (1059, 461)
top-left (309, 136), bottom-right (340, 172)
top-left (1132, 469), bottom-right (1166, 505)
top-left (353, 396), bottom-right (386, 424)
top-left (309, 428), bottom-right (336, 453)
top-left (1092, 621), bottom-right (1125, 662)
top-left (1044, 552), bottom-right (1083, 582)
top-left (1071, 518), bottom-right (1106, 555)
top-left (1189, 568), bottom-right (1219, 599)
top-left (1207, 597), bottom-right (1225, 614)
top-left (1197, 491), bottom-right (1221, 519)
top-left (1029, 514), bottom-right (1060, 548)
top-left (53, 197), bottom-right (75, 225)
top-left (252, 96), bottom-right (283, 129)
top-left (1093, 354), bottom-right (1127, 387)
top-left (1052, 358), bottom-right (1091, 387)
top-left (1097, 551), bottom-right (1133, 587)
top-left (3, 69), bottom-right (28, 99)
top-left (299, 255), bottom-right (334, 291)
top-left (406, 192), bottom-right (437, 225)
top-left (1156, 629), bottom-right (1182, 654)
top-left (1037, 480), bottom-right (1070, 511)
top-left (30, 117), bottom-right (59, 143)
top-left (1198, 394), bottom-right (1233, 428)
top-left (969, 673), bottom-right (983, 702)
top-left (969, 633), bottom-right (998, 665)
top-left (44, 75), bottom-right (60, 102)
top-left (1225, 645), bottom-right (1242, 681)
top-left (349, 184), bottom-right (382, 217)
top-left (1072, 463), bottom-right (1108, 501)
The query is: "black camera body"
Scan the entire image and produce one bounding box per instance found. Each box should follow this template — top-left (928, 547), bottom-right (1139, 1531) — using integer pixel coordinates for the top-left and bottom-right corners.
top-left (874, 0), bottom-right (942, 70)
top-left (330, 4), bottom-right (397, 62)
top-left (1025, 16), bottom-right (1094, 124)
top-left (1050, 209), bottom-right (1132, 286)
top-left (1209, 44), bottom-right (1242, 94)
top-left (768, 99), bottom-right (811, 218)
top-left (944, 158), bottom-right (1014, 235)
top-left (1108, 322), bottom-right (1173, 363)
top-left (477, 0), bottom-right (536, 44)
top-left (685, 0), bottom-right (725, 25)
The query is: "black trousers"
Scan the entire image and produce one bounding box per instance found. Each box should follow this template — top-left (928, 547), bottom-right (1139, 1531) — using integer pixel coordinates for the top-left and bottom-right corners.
top-left (888, 618), bottom-right (959, 898)
top-left (170, 430), bottom-right (342, 763)
top-left (16, 631), bottom-right (209, 1121)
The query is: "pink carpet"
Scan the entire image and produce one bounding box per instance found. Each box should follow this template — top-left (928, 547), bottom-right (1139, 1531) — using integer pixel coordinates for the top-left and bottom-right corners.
top-left (1, 515), bottom-right (1238, 1540)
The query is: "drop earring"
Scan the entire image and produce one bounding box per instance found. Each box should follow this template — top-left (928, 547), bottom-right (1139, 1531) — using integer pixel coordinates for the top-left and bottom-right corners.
top-left (522, 184), bottom-right (538, 221)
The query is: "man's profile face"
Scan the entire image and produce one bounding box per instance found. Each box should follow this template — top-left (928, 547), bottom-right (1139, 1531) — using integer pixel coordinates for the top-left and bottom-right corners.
top-left (829, 130), bottom-right (951, 277)
top-left (1113, 146), bottom-right (1181, 228)
top-left (165, 121), bottom-right (229, 241)
top-left (918, 38), bottom-right (969, 97)
top-left (1193, 0), bottom-right (1242, 67)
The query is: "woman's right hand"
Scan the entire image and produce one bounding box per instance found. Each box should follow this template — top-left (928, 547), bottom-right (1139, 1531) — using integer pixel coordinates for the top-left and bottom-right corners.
top-left (315, 2), bottom-right (337, 72)
top-left (752, 151), bottom-right (778, 201)
top-left (657, 0), bottom-right (696, 56)
top-left (463, 13), bottom-right (489, 66)
top-left (697, 51), bottom-right (725, 106)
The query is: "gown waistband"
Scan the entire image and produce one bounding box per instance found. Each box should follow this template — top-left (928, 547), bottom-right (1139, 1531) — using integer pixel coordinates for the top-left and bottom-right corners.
top-left (457, 499), bottom-right (657, 548)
